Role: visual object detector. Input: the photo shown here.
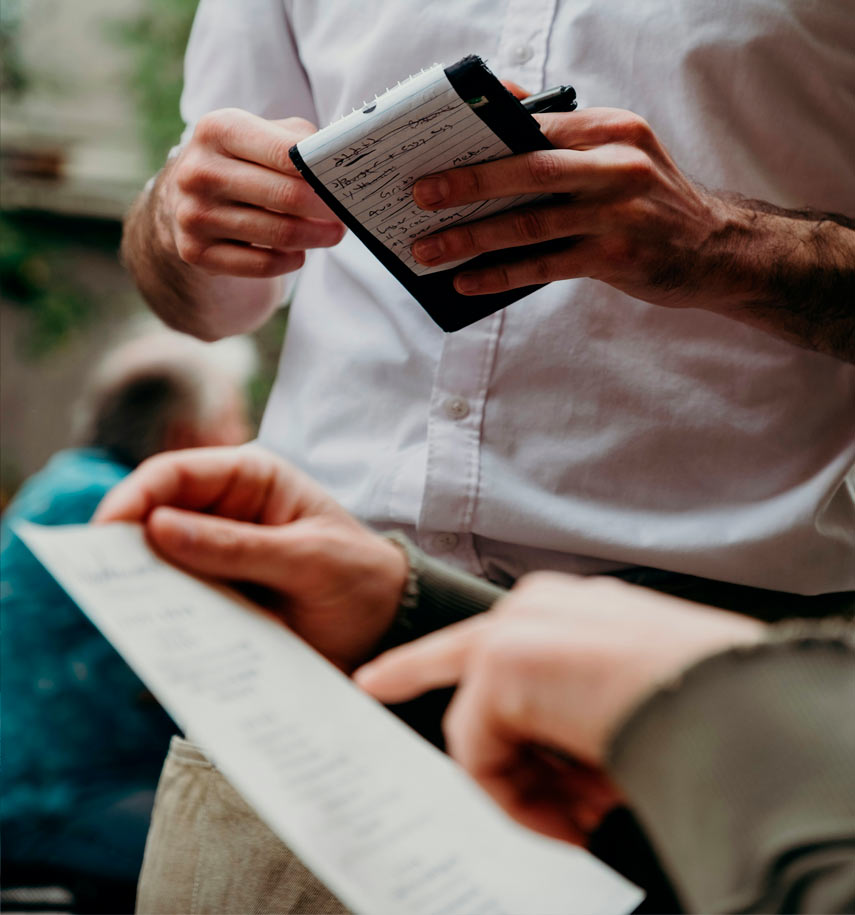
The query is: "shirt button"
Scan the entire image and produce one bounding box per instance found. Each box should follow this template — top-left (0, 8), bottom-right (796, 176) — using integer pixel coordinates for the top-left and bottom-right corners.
top-left (510, 44), bottom-right (534, 65)
top-left (443, 396), bottom-right (470, 420)
top-left (433, 532), bottom-right (460, 552)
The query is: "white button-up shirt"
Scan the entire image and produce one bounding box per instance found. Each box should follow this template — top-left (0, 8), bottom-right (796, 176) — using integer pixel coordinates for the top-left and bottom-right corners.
top-left (179, 0), bottom-right (855, 593)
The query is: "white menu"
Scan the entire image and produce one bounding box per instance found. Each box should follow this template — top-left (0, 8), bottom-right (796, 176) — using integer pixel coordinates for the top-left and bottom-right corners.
top-left (17, 521), bottom-right (642, 915)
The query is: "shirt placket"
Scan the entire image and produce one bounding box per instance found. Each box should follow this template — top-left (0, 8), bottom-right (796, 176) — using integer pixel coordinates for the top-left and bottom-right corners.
top-left (495, 0), bottom-right (559, 92)
top-left (416, 311), bottom-right (504, 575)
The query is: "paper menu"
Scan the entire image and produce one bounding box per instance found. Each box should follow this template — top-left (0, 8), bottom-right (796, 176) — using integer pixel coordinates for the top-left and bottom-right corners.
top-left (296, 64), bottom-right (544, 277)
top-left (17, 522), bottom-right (642, 915)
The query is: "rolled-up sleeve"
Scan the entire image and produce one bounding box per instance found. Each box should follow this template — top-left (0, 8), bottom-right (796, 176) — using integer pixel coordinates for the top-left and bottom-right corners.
top-left (607, 623), bottom-right (855, 914)
top-left (178, 0), bottom-right (317, 145)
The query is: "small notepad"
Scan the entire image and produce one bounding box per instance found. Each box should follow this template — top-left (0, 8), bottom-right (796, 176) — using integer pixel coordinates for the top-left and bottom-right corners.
top-left (296, 65), bottom-right (541, 277)
top-left (291, 56), bottom-right (571, 332)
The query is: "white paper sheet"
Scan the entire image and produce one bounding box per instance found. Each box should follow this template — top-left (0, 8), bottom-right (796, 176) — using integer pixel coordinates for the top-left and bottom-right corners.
top-left (17, 521), bottom-right (642, 915)
top-left (297, 64), bottom-right (544, 276)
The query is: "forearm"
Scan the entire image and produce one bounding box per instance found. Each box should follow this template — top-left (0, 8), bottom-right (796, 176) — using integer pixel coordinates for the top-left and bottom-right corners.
top-left (121, 164), bottom-right (284, 341)
top-left (695, 197), bottom-right (855, 362)
top-left (607, 621), bottom-right (855, 913)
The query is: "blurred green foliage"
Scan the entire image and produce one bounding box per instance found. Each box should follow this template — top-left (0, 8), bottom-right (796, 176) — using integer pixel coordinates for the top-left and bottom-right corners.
top-left (112, 0), bottom-right (199, 170)
top-left (1, 1), bottom-right (200, 358)
top-left (0, 214), bottom-right (92, 356)
top-left (0, 0), bottom-right (26, 96)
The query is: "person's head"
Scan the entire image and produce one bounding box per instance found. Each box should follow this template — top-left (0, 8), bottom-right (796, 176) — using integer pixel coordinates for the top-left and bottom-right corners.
top-left (72, 324), bottom-right (256, 468)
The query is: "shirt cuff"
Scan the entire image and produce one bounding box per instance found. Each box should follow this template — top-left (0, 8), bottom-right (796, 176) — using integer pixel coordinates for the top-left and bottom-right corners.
top-left (378, 532), bottom-right (505, 650)
top-left (606, 620), bottom-right (855, 914)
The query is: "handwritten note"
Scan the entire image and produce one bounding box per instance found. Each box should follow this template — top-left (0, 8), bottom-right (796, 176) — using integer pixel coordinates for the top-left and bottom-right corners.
top-left (17, 522), bottom-right (641, 915)
top-left (297, 64), bottom-right (544, 275)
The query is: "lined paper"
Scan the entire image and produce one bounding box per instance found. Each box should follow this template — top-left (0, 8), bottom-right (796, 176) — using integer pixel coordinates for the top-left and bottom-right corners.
top-left (18, 522), bottom-right (642, 915)
top-left (297, 64), bottom-right (543, 275)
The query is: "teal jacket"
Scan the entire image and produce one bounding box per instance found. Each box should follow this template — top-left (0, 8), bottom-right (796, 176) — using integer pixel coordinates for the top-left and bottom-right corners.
top-left (1, 449), bottom-right (177, 832)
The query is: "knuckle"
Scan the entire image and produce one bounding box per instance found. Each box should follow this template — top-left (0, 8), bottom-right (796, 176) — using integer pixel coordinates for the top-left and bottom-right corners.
top-left (178, 160), bottom-right (220, 195)
top-left (137, 451), bottom-right (169, 479)
top-left (175, 234), bottom-right (206, 266)
top-left (493, 263), bottom-right (512, 290)
top-left (578, 574), bottom-right (627, 603)
top-left (459, 165), bottom-right (484, 199)
top-left (530, 255), bottom-right (554, 283)
top-left (512, 206), bottom-right (548, 243)
top-left (271, 218), bottom-right (299, 249)
top-left (271, 179), bottom-right (301, 213)
top-left (527, 150), bottom-right (563, 188)
top-left (269, 136), bottom-right (297, 171)
top-left (447, 223), bottom-right (480, 257)
top-left (596, 232), bottom-right (635, 268)
top-left (283, 250), bottom-right (306, 273)
top-left (278, 116), bottom-right (317, 139)
top-left (249, 250), bottom-right (292, 278)
top-left (618, 150), bottom-right (655, 190)
top-left (175, 200), bottom-right (210, 234)
top-left (240, 252), bottom-right (275, 278)
top-left (193, 109), bottom-right (233, 145)
top-left (477, 638), bottom-right (534, 717)
top-left (614, 113), bottom-right (654, 147)
top-left (516, 570), bottom-right (563, 594)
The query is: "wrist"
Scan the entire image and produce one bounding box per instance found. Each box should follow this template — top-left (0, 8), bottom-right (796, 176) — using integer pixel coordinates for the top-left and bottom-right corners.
top-left (149, 164), bottom-right (181, 257)
top-left (596, 614), bottom-right (765, 762)
top-left (689, 193), bottom-right (764, 312)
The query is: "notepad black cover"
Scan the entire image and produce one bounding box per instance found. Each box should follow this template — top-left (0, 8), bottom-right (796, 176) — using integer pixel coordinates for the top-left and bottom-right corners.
top-left (290, 55), bottom-right (560, 333)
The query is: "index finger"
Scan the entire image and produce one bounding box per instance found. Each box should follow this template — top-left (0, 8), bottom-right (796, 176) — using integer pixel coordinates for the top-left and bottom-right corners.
top-left (204, 110), bottom-right (316, 175)
top-left (353, 615), bottom-right (492, 703)
top-left (412, 146), bottom-right (619, 209)
top-left (535, 107), bottom-right (654, 150)
top-left (93, 445), bottom-right (289, 525)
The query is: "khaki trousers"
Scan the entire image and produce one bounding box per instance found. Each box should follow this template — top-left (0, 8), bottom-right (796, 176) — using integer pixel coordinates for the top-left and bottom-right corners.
top-left (136, 736), bottom-right (348, 915)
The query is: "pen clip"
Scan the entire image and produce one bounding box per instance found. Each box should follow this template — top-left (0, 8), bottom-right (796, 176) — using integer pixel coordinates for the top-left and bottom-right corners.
top-left (522, 85), bottom-right (577, 114)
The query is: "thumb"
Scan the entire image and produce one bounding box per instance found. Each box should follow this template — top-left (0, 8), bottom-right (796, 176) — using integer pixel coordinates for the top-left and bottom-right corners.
top-left (501, 80), bottom-right (530, 100)
top-left (147, 506), bottom-right (294, 590)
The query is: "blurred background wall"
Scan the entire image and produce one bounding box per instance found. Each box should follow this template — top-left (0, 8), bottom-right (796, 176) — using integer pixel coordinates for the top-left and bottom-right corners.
top-left (1, 0), bottom-right (285, 508)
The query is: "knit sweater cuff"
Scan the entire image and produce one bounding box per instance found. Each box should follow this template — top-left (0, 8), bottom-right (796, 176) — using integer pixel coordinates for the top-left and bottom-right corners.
top-left (378, 532), bottom-right (505, 651)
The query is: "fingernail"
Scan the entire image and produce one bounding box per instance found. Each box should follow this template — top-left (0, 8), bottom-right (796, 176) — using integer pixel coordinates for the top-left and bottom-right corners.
top-left (412, 237), bottom-right (444, 264)
top-left (352, 665), bottom-right (375, 688)
top-left (414, 176), bottom-right (449, 207)
top-left (455, 273), bottom-right (480, 294)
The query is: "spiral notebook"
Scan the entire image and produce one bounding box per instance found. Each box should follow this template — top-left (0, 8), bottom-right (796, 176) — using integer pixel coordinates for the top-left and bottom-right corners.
top-left (290, 56), bottom-right (573, 332)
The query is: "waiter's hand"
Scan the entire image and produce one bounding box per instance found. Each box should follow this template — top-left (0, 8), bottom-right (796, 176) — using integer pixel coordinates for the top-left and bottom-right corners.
top-left (356, 572), bottom-right (763, 843)
top-left (410, 107), bottom-right (737, 310)
top-left (94, 446), bottom-right (406, 672)
top-left (159, 110), bottom-right (345, 279)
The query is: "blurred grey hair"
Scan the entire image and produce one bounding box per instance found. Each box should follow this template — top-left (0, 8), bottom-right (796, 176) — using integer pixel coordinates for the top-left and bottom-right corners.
top-left (72, 328), bottom-right (258, 468)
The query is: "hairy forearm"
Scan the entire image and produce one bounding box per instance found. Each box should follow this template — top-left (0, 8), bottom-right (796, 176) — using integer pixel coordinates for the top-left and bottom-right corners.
top-left (121, 164), bottom-right (283, 341)
top-left (694, 196), bottom-right (855, 363)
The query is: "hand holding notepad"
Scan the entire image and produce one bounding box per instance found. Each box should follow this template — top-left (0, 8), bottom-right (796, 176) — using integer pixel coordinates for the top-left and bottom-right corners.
top-left (291, 56), bottom-right (575, 331)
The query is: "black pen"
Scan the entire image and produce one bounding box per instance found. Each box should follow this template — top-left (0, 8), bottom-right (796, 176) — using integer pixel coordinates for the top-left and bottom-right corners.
top-left (522, 85), bottom-right (577, 114)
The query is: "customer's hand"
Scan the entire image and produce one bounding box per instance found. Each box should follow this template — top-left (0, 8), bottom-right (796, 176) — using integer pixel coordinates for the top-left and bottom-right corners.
top-left (410, 107), bottom-right (739, 310)
top-left (159, 110), bottom-right (345, 279)
top-left (356, 572), bottom-right (763, 842)
top-left (94, 446), bottom-right (406, 671)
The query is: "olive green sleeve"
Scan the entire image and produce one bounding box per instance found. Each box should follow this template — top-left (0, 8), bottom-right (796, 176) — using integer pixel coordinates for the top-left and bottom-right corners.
top-left (606, 621), bottom-right (855, 914)
top-left (378, 532), bottom-right (506, 650)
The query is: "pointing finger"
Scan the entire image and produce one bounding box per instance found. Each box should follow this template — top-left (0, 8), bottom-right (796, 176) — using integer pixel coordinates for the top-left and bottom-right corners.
top-left (354, 615), bottom-right (492, 704)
